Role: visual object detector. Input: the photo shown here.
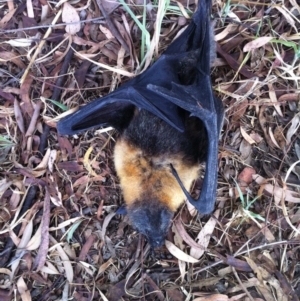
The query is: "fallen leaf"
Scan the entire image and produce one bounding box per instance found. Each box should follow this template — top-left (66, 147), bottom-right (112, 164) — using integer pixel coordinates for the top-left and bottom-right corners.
top-left (243, 37), bottom-right (273, 52)
top-left (193, 294), bottom-right (228, 301)
top-left (62, 3), bottom-right (80, 35)
top-left (165, 240), bottom-right (199, 263)
top-left (286, 114), bottom-right (300, 145)
top-left (17, 276), bottom-right (31, 301)
top-left (238, 167), bottom-right (256, 184)
top-left (190, 210), bottom-right (220, 259)
top-left (240, 127), bottom-right (256, 144)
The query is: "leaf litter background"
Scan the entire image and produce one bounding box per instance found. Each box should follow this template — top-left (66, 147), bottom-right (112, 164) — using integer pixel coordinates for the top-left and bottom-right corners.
top-left (0, 0), bottom-right (300, 300)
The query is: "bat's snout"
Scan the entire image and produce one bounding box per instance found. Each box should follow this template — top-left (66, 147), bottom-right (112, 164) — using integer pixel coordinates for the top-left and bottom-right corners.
top-left (147, 236), bottom-right (165, 248)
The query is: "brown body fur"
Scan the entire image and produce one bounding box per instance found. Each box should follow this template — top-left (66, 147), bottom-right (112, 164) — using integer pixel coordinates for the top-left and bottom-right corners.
top-left (114, 138), bottom-right (200, 212)
top-left (111, 108), bottom-right (207, 247)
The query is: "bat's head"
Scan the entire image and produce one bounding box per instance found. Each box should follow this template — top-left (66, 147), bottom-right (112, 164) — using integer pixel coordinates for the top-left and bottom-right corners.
top-left (127, 200), bottom-right (173, 248)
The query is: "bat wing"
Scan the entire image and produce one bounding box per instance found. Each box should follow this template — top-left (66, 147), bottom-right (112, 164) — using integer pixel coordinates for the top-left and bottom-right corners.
top-left (148, 74), bottom-right (223, 214)
top-left (57, 83), bottom-right (185, 135)
top-left (58, 0), bottom-right (223, 214)
top-left (58, 0), bottom-right (212, 137)
top-left (147, 0), bottom-right (224, 214)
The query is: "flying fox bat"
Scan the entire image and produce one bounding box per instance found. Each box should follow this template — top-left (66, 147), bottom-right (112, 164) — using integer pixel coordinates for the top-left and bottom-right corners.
top-left (57, 0), bottom-right (224, 247)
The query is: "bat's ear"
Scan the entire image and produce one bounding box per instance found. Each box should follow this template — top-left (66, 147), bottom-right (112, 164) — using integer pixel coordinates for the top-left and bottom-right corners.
top-left (57, 101), bottom-right (135, 135)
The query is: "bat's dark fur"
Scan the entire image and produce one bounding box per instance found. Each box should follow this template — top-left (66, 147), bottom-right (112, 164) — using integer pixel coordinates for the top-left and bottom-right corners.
top-left (57, 0), bottom-right (224, 247)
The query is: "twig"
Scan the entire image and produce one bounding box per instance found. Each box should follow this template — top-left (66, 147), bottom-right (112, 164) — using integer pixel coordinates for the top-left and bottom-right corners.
top-left (96, 0), bottom-right (130, 53)
top-left (232, 267), bottom-right (255, 301)
top-left (20, 9), bottom-right (62, 84)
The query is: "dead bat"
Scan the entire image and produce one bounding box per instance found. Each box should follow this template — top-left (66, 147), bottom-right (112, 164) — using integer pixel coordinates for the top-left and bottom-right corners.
top-left (57, 0), bottom-right (224, 248)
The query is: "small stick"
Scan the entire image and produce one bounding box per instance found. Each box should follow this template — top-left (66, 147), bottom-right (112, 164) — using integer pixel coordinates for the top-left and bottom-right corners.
top-left (20, 9), bottom-right (62, 85)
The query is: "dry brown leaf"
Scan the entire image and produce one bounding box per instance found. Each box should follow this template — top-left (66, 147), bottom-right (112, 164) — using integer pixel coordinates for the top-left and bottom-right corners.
top-left (249, 132), bottom-right (263, 144)
top-left (62, 2), bottom-right (80, 35)
top-left (238, 167), bottom-right (256, 184)
top-left (49, 235), bottom-right (74, 283)
top-left (11, 219), bottom-right (34, 279)
top-left (26, 0), bottom-right (34, 18)
top-left (95, 258), bottom-right (114, 279)
top-left (34, 148), bottom-right (51, 170)
top-left (33, 189), bottom-right (50, 271)
top-left (193, 294), bottom-right (228, 301)
top-left (268, 83), bottom-right (283, 117)
top-left (25, 224), bottom-right (41, 251)
top-left (215, 24), bottom-right (238, 41)
top-left (14, 99), bottom-right (25, 134)
top-left (174, 218), bottom-right (204, 251)
top-left (0, 52), bottom-right (26, 69)
top-left (178, 259), bottom-right (186, 282)
top-left (20, 74), bottom-right (34, 116)
top-left (100, 25), bottom-right (114, 39)
top-left (258, 106), bottom-right (277, 149)
top-left (165, 240), bottom-right (199, 263)
top-left (243, 37), bottom-right (273, 52)
top-left (48, 150), bottom-right (57, 173)
top-left (83, 146), bottom-right (98, 176)
top-left (4, 38), bottom-right (34, 47)
top-left (286, 114), bottom-right (300, 145)
top-left (17, 276), bottom-right (31, 301)
top-left (256, 284), bottom-right (276, 301)
top-left (274, 5), bottom-right (297, 31)
top-left (240, 127), bottom-right (256, 145)
top-left (40, 262), bottom-right (60, 275)
top-left (260, 223), bottom-right (275, 242)
top-left (228, 293), bottom-right (247, 300)
top-left (273, 126), bottom-right (286, 149)
top-left (0, 8), bottom-right (17, 28)
top-left (261, 183), bottom-right (300, 204)
top-left (0, 179), bottom-right (12, 199)
top-left (49, 217), bottom-right (82, 231)
top-left (190, 209), bottom-right (219, 259)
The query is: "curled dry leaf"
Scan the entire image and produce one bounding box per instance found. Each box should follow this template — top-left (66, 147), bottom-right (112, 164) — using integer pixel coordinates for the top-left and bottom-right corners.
top-left (4, 38), bottom-right (34, 47)
top-left (240, 127), bottom-right (256, 145)
top-left (286, 114), bottom-right (300, 145)
top-left (165, 240), bottom-right (199, 263)
top-left (174, 218), bottom-right (205, 251)
top-left (25, 224), bottom-right (42, 251)
top-left (96, 258), bottom-right (114, 279)
top-left (62, 2), bottom-right (80, 35)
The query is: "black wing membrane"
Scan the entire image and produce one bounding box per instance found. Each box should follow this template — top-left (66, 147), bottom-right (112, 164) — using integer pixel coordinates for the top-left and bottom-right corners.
top-left (57, 0), bottom-right (224, 214)
top-left (148, 0), bottom-right (224, 213)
